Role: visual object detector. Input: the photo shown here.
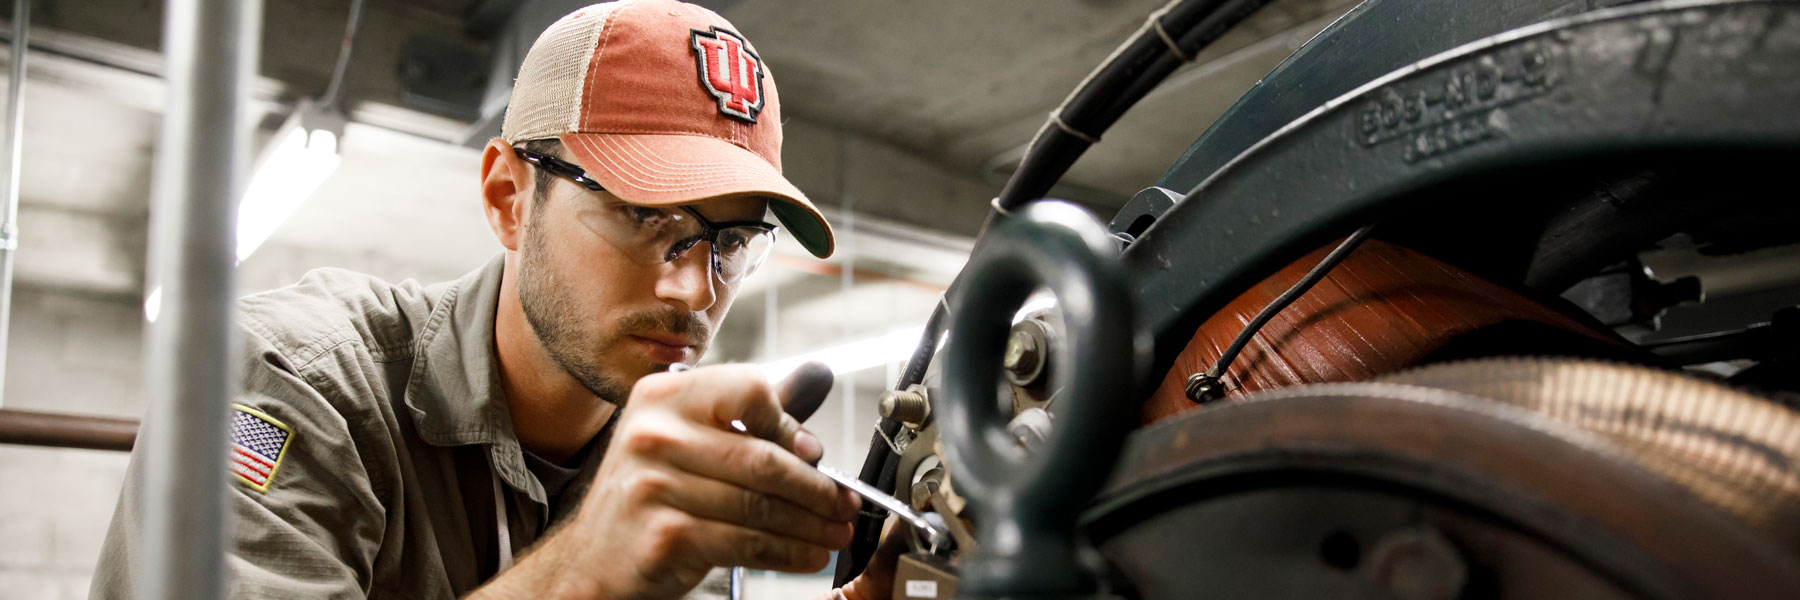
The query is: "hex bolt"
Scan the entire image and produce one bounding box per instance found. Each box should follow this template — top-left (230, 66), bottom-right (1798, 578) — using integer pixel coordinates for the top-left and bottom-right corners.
top-left (1003, 320), bottom-right (1051, 387)
top-left (1004, 329), bottom-right (1039, 371)
top-left (909, 467), bottom-right (945, 512)
top-left (879, 387), bottom-right (930, 425)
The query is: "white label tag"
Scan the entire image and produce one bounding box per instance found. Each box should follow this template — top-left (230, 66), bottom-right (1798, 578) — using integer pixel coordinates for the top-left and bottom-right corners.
top-left (905, 580), bottom-right (939, 598)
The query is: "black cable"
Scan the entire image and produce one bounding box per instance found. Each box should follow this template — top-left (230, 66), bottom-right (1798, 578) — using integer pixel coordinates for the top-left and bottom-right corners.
top-left (835, 0), bottom-right (1279, 586)
top-left (993, 0), bottom-right (1276, 213)
top-left (1184, 226), bottom-right (1375, 402)
top-left (835, 305), bottom-right (942, 584)
top-left (886, 0), bottom-right (1277, 421)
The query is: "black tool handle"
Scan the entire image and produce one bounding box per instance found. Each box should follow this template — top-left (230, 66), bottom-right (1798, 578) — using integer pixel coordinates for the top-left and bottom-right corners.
top-left (778, 360), bottom-right (835, 423)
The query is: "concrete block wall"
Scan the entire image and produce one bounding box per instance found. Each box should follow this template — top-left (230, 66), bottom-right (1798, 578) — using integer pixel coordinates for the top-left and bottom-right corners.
top-left (0, 236), bottom-right (483, 598)
top-left (0, 286), bottom-right (143, 600)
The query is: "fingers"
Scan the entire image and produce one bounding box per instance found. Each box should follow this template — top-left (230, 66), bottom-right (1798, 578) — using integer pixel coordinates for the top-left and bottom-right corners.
top-left (629, 414), bottom-right (860, 522)
top-left (643, 511), bottom-right (837, 574)
top-left (590, 363), bottom-right (861, 596)
top-left (643, 466), bottom-right (855, 549)
top-left (636, 364), bottom-right (823, 463)
top-left (836, 516), bottom-right (906, 600)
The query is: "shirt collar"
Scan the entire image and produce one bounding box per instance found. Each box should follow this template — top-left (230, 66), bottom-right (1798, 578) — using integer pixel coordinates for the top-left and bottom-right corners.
top-left (401, 254), bottom-right (545, 503)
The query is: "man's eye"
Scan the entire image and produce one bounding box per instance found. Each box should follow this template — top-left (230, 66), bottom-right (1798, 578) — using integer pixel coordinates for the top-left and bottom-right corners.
top-left (624, 205), bottom-right (672, 228)
top-left (717, 230), bottom-right (749, 251)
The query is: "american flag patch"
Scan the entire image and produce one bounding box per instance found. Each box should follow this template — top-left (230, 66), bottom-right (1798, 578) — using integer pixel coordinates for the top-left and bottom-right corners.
top-left (229, 404), bottom-right (292, 493)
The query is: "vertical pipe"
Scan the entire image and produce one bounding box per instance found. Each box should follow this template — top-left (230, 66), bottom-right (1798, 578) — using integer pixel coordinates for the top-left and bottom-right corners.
top-left (138, 0), bottom-right (259, 598)
top-left (0, 0), bottom-right (30, 408)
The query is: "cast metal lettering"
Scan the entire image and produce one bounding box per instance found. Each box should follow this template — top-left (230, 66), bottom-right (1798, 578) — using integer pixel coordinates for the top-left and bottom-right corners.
top-left (1358, 40), bottom-right (1564, 162)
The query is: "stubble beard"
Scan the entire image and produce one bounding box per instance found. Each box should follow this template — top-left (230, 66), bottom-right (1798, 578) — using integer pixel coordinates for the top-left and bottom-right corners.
top-left (516, 207), bottom-right (713, 407)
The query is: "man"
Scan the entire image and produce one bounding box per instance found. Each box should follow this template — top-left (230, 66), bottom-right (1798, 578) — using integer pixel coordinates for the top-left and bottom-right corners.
top-left (94, 1), bottom-right (898, 598)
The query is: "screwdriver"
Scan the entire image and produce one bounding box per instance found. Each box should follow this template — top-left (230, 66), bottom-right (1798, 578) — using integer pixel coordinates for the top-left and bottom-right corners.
top-left (759, 361), bottom-right (954, 553)
top-left (668, 361), bottom-right (955, 598)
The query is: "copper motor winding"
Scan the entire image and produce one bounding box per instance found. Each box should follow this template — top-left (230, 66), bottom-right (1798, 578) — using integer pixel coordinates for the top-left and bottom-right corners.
top-left (1142, 237), bottom-right (1637, 423)
top-left (1132, 236), bottom-right (1800, 547)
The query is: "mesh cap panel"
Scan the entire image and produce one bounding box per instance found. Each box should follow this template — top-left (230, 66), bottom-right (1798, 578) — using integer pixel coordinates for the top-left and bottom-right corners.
top-left (500, 4), bottom-right (620, 142)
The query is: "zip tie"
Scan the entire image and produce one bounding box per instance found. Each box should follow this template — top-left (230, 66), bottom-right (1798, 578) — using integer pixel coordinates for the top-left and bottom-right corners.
top-left (1049, 111), bottom-right (1101, 144)
top-left (876, 420), bottom-right (909, 455)
top-left (1153, 16), bottom-right (1195, 62)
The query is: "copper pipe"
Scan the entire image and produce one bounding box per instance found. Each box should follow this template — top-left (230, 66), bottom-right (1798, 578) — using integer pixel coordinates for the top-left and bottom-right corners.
top-left (0, 408), bottom-right (137, 452)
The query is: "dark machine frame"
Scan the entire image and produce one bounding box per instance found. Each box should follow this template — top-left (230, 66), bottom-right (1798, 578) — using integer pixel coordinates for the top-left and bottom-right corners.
top-left (838, 0), bottom-right (1800, 596)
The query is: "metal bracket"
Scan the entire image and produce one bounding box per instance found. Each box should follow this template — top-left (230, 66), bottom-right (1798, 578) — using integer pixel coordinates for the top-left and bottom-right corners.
top-left (1106, 186), bottom-right (1181, 247)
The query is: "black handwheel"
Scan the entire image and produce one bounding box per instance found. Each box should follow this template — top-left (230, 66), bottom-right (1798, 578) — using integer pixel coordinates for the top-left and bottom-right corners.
top-left (938, 200), bottom-right (1146, 599)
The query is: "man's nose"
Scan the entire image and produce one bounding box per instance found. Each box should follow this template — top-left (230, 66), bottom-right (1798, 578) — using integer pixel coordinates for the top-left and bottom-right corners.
top-left (654, 244), bottom-right (717, 313)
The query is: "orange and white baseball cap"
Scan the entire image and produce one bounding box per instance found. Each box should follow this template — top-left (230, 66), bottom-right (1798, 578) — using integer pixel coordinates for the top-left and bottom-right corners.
top-left (501, 0), bottom-right (834, 258)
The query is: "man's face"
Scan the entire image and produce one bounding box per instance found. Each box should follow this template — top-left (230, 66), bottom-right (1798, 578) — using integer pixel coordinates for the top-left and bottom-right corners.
top-left (515, 164), bottom-right (764, 404)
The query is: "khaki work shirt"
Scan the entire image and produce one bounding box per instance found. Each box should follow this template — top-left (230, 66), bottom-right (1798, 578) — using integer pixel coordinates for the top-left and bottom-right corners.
top-left (92, 255), bottom-right (617, 598)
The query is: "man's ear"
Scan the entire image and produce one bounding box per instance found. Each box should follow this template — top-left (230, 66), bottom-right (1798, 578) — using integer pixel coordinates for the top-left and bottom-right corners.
top-left (480, 138), bottom-right (531, 252)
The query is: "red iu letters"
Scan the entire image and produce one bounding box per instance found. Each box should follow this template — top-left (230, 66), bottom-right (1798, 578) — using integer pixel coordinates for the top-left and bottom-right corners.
top-left (690, 27), bottom-right (765, 123)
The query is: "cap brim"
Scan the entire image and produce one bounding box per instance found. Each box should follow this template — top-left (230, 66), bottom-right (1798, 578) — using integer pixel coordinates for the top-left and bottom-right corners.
top-left (560, 132), bottom-right (835, 258)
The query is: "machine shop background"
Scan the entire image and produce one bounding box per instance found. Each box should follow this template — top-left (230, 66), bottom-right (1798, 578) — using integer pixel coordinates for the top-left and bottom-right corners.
top-left (0, 0), bottom-right (1361, 597)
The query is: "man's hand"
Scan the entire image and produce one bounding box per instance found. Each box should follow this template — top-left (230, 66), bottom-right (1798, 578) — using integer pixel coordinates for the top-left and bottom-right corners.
top-left (472, 364), bottom-right (861, 600)
top-left (819, 517), bottom-right (909, 600)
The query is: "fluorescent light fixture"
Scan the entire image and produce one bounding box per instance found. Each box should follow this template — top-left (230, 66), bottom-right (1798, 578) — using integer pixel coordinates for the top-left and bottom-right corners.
top-left (237, 127), bottom-right (339, 260)
top-left (237, 100), bottom-right (344, 261)
top-left (145, 101), bottom-right (345, 323)
top-left (751, 296), bottom-right (1045, 382)
top-left (760, 326), bottom-right (925, 381)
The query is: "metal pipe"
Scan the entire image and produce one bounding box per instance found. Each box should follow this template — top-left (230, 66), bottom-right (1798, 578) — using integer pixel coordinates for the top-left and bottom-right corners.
top-left (0, 0), bottom-right (30, 409)
top-left (138, 0), bottom-right (259, 598)
top-left (0, 408), bottom-right (137, 452)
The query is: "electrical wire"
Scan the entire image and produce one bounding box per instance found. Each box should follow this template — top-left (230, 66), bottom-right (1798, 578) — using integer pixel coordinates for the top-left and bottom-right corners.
top-left (887, 0), bottom-right (1278, 438)
top-left (1185, 225), bottom-right (1375, 402)
top-left (319, 0), bottom-right (367, 112)
top-left (836, 0), bottom-right (1278, 586)
top-left (991, 0), bottom-right (1275, 214)
top-left (1210, 225), bottom-right (1374, 379)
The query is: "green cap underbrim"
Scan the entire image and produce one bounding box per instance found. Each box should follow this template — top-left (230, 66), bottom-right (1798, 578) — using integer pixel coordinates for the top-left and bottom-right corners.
top-left (769, 200), bottom-right (833, 258)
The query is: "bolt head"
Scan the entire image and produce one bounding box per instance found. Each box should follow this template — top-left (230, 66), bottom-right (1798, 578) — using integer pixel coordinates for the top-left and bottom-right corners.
top-left (1003, 330), bottom-right (1038, 370)
top-left (1185, 373), bottom-right (1225, 403)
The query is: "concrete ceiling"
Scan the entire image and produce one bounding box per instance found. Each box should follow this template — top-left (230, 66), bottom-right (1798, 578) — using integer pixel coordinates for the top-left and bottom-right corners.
top-left (725, 0), bottom-right (1359, 199)
top-left (9, 0), bottom-right (1360, 234)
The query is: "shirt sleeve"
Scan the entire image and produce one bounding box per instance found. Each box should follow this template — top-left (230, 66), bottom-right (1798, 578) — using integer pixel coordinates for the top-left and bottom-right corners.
top-left (91, 325), bottom-right (388, 599)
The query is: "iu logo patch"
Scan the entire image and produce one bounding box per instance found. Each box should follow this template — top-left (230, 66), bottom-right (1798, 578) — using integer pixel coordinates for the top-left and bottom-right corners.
top-left (229, 404), bottom-right (292, 493)
top-left (690, 27), bottom-right (765, 123)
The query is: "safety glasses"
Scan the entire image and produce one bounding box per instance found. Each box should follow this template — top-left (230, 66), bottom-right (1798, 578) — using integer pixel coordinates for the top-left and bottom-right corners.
top-left (515, 147), bottom-right (778, 283)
